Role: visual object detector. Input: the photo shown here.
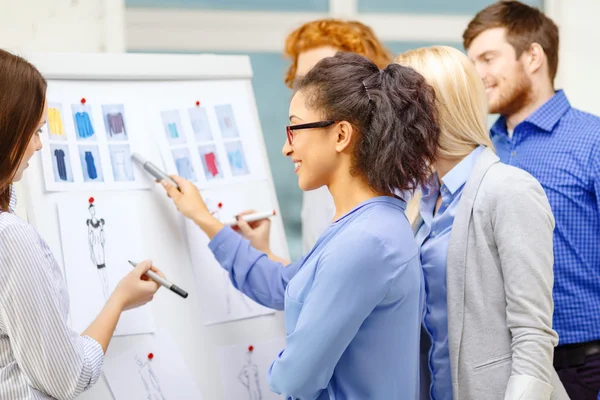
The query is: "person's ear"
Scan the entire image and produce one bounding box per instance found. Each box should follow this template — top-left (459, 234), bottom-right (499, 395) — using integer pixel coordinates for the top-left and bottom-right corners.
top-left (334, 121), bottom-right (354, 153)
top-left (525, 42), bottom-right (546, 75)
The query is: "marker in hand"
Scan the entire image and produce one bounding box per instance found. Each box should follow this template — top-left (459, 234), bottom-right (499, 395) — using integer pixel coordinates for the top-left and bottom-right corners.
top-left (128, 260), bottom-right (188, 299)
top-left (222, 210), bottom-right (276, 226)
top-left (131, 152), bottom-right (180, 190)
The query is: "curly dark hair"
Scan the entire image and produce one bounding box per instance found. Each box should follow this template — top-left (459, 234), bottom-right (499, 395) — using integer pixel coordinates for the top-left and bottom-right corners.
top-left (295, 51), bottom-right (440, 195)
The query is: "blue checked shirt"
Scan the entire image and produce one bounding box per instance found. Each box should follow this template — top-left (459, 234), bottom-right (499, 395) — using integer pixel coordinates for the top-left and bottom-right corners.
top-left (491, 90), bottom-right (600, 345)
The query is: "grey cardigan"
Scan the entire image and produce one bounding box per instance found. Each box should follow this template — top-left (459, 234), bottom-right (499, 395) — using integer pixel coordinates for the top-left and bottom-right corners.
top-left (415, 148), bottom-right (569, 400)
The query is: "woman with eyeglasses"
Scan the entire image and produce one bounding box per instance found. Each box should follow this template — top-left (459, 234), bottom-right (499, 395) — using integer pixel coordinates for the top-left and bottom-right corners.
top-left (159, 52), bottom-right (440, 400)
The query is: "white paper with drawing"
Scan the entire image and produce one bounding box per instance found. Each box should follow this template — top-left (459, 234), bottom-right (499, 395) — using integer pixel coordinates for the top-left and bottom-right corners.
top-left (184, 183), bottom-right (287, 325)
top-left (149, 81), bottom-right (266, 189)
top-left (217, 337), bottom-right (286, 400)
top-left (57, 195), bottom-right (155, 335)
top-left (103, 333), bottom-right (202, 400)
top-left (40, 81), bottom-right (160, 191)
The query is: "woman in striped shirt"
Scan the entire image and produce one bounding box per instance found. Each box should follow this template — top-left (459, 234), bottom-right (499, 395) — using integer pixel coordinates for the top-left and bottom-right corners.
top-left (0, 49), bottom-right (163, 399)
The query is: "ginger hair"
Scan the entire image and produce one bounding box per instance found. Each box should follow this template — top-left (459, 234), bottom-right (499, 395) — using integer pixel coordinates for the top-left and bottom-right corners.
top-left (283, 19), bottom-right (393, 88)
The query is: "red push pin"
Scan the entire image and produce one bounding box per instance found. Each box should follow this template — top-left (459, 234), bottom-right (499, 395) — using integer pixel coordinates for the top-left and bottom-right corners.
top-left (195, 100), bottom-right (201, 107)
top-left (81, 98), bottom-right (86, 104)
top-left (147, 352), bottom-right (154, 360)
top-left (217, 202), bottom-right (223, 209)
top-left (88, 197), bottom-right (94, 204)
top-left (248, 345), bottom-right (254, 352)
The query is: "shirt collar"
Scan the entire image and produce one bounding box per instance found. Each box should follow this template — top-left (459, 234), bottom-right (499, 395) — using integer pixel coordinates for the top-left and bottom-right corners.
top-left (491, 90), bottom-right (571, 138)
top-left (8, 185), bottom-right (17, 213)
top-left (440, 145), bottom-right (484, 195)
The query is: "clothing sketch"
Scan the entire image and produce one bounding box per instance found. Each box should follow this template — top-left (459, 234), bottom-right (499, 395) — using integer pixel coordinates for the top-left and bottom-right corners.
top-left (204, 152), bottom-right (219, 177)
top-left (227, 149), bottom-right (248, 175)
top-left (87, 205), bottom-right (109, 300)
top-left (224, 273), bottom-right (252, 316)
top-left (75, 111), bottom-right (94, 139)
top-left (84, 151), bottom-right (97, 180)
top-left (106, 113), bottom-right (126, 137)
top-left (111, 151), bottom-right (130, 181)
top-left (167, 123), bottom-right (179, 139)
top-left (238, 352), bottom-right (262, 400)
top-left (175, 157), bottom-right (194, 181)
top-left (135, 355), bottom-right (166, 400)
top-left (48, 107), bottom-right (65, 137)
top-left (54, 149), bottom-right (67, 181)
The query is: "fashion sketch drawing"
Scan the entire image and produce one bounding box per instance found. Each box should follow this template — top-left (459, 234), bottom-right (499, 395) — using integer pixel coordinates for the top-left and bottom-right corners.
top-left (135, 354), bottom-right (167, 400)
top-left (238, 349), bottom-right (262, 400)
top-left (208, 200), bottom-right (253, 316)
top-left (86, 198), bottom-right (109, 300)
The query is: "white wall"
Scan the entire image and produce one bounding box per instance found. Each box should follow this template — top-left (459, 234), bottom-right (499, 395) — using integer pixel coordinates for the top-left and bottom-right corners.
top-left (0, 0), bottom-right (125, 219)
top-left (547, 0), bottom-right (600, 115)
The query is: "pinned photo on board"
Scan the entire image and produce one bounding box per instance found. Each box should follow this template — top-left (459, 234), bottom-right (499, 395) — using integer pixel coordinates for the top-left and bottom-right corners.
top-left (50, 143), bottom-right (74, 182)
top-left (214, 104), bottom-right (240, 139)
top-left (188, 106), bottom-right (213, 142)
top-left (161, 110), bottom-right (187, 145)
top-left (109, 144), bottom-right (135, 182)
top-left (71, 103), bottom-right (96, 141)
top-left (102, 104), bottom-right (128, 141)
top-left (224, 141), bottom-right (249, 176)
top-left (78, 145), bottom-right (104, 182)
top-left (172, 147), bottom-right (197, 182)
top-left (198, 145), bottom-right (223, 181)
top-left (47, 102), bottom-right (67, 141)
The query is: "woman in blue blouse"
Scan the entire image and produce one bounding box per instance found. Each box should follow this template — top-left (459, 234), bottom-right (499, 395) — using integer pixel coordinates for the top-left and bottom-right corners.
top-left (161, 52), bottom-right (440, 400)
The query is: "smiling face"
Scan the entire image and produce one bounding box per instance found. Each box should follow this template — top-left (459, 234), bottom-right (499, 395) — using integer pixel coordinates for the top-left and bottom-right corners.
top-left (281, 90), bottom-right (341, 191)
top-left (467, 27), bottom-right (533, 116)
top-left (12, 101), bottom-right (47, 182)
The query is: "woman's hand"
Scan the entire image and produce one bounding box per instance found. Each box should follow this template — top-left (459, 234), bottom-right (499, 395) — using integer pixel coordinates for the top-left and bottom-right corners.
top-left (160, 175), bottom-right (224, 238)
top-left (160, 175), bottom-right (210, 222)
top-left (234, 209), bottom-right (272, 254)
top-left (111, 260), bottom-right (162, 311)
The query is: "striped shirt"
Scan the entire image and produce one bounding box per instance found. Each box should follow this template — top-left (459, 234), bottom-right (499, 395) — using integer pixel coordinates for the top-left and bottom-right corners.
top-left (0, 187), bottom-right (104, 399)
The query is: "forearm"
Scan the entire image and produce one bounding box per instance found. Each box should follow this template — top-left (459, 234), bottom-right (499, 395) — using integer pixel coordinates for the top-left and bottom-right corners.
top-left (209, 227), bottom-right (298, 310)
top-left (193, 213), bottom-right (225, 239)
top-left (81, 295), bottom-right (124, 353)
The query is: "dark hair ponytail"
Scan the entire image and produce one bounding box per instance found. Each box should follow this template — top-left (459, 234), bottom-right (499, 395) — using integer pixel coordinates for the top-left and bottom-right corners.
top-left (296, 51), bottom-right (439, 195)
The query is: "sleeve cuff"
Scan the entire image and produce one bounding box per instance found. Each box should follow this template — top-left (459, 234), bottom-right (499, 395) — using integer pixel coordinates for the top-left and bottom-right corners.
top-left (80, 335), bottom-right (104, 391)
top-left (504, 374), bottom-right (553, 400)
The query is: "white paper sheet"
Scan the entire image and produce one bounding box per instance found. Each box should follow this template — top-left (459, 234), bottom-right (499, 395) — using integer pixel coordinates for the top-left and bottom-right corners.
top-left (41, 82), bottom-right (159, 191)
top-left (184, 183), bottom-right (289, 326)
top-left (149, 81), bottom-right (267, 189)
top-left (57, 194), bottom-right (156, 336)
top-left (217, 337), bottom-right (286, 400)
top-left (104, 333), bottom-right (203, 400)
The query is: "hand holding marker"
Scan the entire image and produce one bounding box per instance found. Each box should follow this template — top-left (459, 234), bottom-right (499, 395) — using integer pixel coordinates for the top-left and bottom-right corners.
top-left (128, 260), bottom-right (188, 299)
top-left (131, 152), bottom-right (277, 226)
top-left (131, 152), bottom-right (180, 190)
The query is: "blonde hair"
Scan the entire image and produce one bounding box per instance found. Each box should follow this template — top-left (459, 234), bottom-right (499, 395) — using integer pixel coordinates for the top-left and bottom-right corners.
top-left (393, 46), bottom-right (494, 223)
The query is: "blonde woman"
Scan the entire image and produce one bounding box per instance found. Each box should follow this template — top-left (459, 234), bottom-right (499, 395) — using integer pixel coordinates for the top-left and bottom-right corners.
top-left (395, 46), bottom-right (569, 400)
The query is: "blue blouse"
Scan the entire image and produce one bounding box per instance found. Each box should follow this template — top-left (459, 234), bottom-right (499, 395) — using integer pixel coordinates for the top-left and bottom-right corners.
top-left (209, 196), bottom-right (423, 400)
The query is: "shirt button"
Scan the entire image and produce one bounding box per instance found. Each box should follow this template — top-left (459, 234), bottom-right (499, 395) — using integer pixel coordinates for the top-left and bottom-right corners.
top-left (511, 151), bottom-right (516, 156)
top-left (431, 231), bottom-right (436, 236)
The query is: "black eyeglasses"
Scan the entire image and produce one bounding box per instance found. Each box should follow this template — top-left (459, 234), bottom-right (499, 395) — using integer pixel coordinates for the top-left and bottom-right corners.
top-left (286, 120), bottom-right (336, 145)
